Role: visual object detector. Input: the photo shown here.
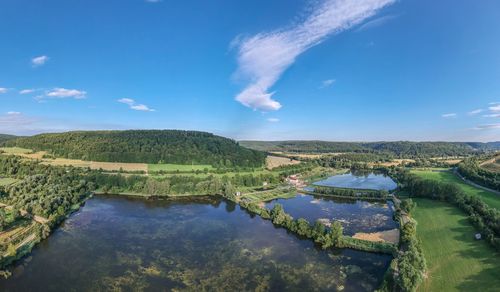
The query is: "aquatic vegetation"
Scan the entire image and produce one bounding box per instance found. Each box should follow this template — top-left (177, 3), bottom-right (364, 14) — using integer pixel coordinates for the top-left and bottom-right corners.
top-left (0, 196), bottom-right (391, 291)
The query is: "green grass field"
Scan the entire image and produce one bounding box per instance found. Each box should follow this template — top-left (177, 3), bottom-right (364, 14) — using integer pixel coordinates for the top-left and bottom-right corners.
top-left (148, 163), bottom-right (214, 173)
top-left (413, 198), bottom-right (500, 291)
top-left (411, 170), bottom-right (500, 210)
top-left (0, 177), bottom-right (18, 186)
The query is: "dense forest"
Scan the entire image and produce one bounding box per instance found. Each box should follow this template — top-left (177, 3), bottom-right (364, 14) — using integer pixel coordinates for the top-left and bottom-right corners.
top-left (240, 140), bottom-right (500, 158)
top-left (3, 130), bottom-right (266, 167)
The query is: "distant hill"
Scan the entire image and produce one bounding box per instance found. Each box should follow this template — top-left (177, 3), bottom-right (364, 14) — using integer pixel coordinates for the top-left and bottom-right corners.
top-left (239, 140), bottom-right (500, 158)
top-left (0, 134), bottom-right (18, 144)
top-left (3, 130), bottom-right (266, 167)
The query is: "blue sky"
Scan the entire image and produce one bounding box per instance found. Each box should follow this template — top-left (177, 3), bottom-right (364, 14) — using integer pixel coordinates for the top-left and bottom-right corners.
top-left (1, 0), bottom-right (499, 141)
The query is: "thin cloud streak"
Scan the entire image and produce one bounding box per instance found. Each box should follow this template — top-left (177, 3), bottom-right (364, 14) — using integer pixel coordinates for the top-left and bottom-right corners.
top-left (321, 79), bottom-right (336, 88)
top-left (19, 89), bottom-right (35, 94)
top-left (32, 55), bottom-right (49, 67)
top-left (355, 14), bottom-right (398, 32)
top-left (118, 98), bottom-right (155, 112)
top-left (473, 123), bottom-right (500, 130)
top-left (232, 0), bottom-right (395, 111)
top-left (442, 113), bottom-right (457, 118)
top-left (489, 104), bottom-right (500, 112)
top-left (467, 109), bottom-right (482, 115)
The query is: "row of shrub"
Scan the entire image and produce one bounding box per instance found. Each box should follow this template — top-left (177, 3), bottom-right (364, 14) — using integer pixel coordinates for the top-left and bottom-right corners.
top-left (312, 185), bottom-right (391, 200)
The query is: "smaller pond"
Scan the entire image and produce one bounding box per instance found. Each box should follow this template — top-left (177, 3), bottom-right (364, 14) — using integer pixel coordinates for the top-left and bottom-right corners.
top-left (313, 172), bottom-right (397, 191)
top-left (266, 194), bottom-right (398, 235)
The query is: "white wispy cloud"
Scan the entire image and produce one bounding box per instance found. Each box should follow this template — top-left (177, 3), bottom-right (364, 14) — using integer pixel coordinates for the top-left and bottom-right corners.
top-left (473, 123), bottom-right (500, 130)
top-left (355, 14), bottom-right (398, 32)
top-left (118, 98), bottom-right (155, 112)
top-left (39, 88), bottom-right (87, 100)
top-left (0, 88), bottom-right (8, 94)
top-left (31, 55), bottom-right (49, 67)
top-left (231, 0), bottom-right (395, 111)
top-left (442, 113), bottom-right (457, 118)
top-left (489, 104), bottom-right (500, 112)
top-left (267, 118), bottom-right (280, 123)
top-left (6, 111), bottom-right (21, 115)
top-left (321, 79), bottom-right (336, 88)
top-left (467, 109), bottom-right (482, 115)
top-left (483, 113), bottom-right (500, 118)
top-left (19, 89), bottom-right (35, 94)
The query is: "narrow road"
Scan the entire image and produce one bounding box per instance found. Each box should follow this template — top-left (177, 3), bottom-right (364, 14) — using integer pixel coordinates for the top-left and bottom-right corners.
top-left (453, 168), bottom-right (500, 196)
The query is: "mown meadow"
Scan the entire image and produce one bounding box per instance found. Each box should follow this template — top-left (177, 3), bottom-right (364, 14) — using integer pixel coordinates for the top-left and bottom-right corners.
top-left (413, 198), bottom-right (500, 291)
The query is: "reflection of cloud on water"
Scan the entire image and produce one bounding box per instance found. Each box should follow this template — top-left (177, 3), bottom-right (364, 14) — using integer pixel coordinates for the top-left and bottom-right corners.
top-left (359, 201), bottom-right (373, 209)
top-left (310, 199), bottom-right (321, 204)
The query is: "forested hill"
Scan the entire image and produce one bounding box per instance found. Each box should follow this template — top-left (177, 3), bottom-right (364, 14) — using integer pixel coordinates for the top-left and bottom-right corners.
top-left (3, 130), bottom-right (266, 167)
top-left (0, 134), bottom-right (18, 143)
top-left (239, 140), bottom-right (500, 157)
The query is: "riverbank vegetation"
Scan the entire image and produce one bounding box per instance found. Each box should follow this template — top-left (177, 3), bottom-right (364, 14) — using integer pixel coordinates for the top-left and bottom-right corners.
top-left (311, 185), bottom-right (390, 200)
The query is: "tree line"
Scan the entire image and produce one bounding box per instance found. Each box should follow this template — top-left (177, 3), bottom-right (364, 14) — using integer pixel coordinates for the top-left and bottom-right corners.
top-left (241, 140), bottom-right (499, 158)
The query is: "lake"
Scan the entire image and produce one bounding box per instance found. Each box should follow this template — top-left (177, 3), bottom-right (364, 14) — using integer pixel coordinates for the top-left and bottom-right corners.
top-left (266, 194), bottom-right (397, 235)
top-left (0, 195), bottom-right (391, 291)
top-left (313, 172), bottom-right (397, 191)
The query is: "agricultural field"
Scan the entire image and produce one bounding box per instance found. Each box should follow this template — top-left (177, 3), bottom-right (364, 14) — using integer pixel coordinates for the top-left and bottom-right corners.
top-left (413, 198), bottom-right (500, 291)
top-left (0, 147), bottom-right (149, 173)
top-left (265, 155), bottom-right (300, 169)
top-left (411, 169), bottom-right (500, 210)
top-left (148, 163), bottom-right (213, 173)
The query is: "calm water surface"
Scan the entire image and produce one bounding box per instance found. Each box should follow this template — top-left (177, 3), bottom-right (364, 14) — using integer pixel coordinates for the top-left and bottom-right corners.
top-left (266, 194), bottom-right (397, 235)
top-left (314, 172), bottom-right (397, 191)
top-left (0, 195), bottom-right (391, 291)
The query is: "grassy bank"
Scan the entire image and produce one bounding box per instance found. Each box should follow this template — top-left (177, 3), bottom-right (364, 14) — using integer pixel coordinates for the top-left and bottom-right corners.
top-left (413, 198), bottom-right (500, 291)
top-left (411, 170), bottom-right (500, 210)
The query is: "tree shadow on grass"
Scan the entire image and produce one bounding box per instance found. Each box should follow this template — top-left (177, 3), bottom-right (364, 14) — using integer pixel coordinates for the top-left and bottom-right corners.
top-left (428, 201), bottom-right (500, 291)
